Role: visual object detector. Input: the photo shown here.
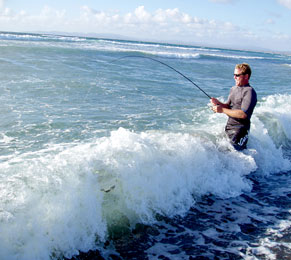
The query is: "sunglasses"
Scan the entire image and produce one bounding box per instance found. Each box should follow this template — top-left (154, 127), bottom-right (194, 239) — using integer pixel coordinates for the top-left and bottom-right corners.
top-left (234, 73), bottom-right (246, 77)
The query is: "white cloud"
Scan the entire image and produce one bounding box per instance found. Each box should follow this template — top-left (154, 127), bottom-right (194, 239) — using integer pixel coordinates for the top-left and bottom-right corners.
top-left (0, 5), bottom-right (67, 32)
top-left (0, 5), bottom-right (255, 46)
top-left (0, 5), bottom-right (230, 35)
top-left (277, 0), bottom-right (291, 9)
top-left (1, 5), bottom-right (291, 51)
top-left (0, 0), bottom-right (4, 9)
top-left (134, 6), bottom-right (151, 22)
top-left (265, 18), bottom-right (275, 25)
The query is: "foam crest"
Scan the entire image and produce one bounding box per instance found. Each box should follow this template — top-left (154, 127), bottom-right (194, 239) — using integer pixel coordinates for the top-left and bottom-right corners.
top-left (1, 115), bottom-right (290, 259)
top-left (201, 53), bottom-right (266, 60)
top-left (244, 94), bottom-right (291, 173)
top-left (92, 128), bottom-right (257, 222)
top-left (257, 94), bottom-right (291, 141)
top-left (0, 126), bottom-right (259, 259)
top-left (0, 146), bottom-right (107, 260)
top-left (247, 116), bottom-right (290, 174)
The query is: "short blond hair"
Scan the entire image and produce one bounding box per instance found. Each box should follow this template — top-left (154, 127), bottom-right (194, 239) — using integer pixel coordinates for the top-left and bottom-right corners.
top-left (236, 63), bottom-right (252, 79)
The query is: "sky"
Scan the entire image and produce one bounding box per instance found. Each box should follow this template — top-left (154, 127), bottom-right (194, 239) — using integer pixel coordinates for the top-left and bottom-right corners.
top-left (0, 0), bottom-right (291, 52)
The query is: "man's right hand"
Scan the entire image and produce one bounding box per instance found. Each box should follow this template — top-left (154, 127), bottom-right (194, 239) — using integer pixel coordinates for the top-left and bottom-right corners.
top-left (211, 98), bottom-right (220, 106)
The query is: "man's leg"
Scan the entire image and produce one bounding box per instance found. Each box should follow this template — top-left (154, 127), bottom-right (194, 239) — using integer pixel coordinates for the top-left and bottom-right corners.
top-left (225, 127), bottom-right (249, 151)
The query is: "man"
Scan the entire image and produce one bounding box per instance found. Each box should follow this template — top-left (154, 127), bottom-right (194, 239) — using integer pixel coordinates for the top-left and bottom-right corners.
top-left (211, 63), bottom-right (257, 150)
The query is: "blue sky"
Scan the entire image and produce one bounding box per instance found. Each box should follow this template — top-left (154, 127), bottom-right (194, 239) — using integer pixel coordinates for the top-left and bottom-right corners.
top-left (1, 0), bottom-right (291, 52)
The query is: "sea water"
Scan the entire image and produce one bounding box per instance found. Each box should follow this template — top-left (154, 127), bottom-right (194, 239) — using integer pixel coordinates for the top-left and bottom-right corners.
top-left (0, 32), bottom-right (290, 260)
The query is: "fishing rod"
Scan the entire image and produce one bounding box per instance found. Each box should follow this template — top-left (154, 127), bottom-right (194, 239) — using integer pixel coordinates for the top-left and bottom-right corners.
top-left (111, 55), bottom-right (212, 99)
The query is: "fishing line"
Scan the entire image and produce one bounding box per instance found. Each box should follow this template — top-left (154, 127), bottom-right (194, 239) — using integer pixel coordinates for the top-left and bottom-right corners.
top-left (111, 55), bottom-right (212, 99)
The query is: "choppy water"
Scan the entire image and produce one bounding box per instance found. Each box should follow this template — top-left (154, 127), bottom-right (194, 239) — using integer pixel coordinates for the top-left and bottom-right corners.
top-left (0, 31), bottom-right (290, 260)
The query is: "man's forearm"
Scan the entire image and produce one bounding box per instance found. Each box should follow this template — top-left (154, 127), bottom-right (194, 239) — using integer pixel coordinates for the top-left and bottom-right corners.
top-left (221, 108), bottom-right (247, 119)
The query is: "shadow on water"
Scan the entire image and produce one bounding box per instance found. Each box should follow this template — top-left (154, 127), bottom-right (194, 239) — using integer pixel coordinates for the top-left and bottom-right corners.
top-left (68, 170), bottom-right (291, 260)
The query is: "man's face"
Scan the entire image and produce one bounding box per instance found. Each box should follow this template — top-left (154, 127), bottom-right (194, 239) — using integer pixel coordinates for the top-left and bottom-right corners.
top-left (234, 68), bottom-right (249, 86)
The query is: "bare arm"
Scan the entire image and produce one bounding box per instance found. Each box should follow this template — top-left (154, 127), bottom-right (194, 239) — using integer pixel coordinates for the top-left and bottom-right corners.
top-left (210, 98), bottom-right (247, 119)
top-left (217, 107), bottom-right (247, 119)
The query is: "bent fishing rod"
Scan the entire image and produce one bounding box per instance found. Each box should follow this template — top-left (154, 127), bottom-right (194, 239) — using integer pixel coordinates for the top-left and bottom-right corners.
top-left (110, 55), bottom-right (212, 99)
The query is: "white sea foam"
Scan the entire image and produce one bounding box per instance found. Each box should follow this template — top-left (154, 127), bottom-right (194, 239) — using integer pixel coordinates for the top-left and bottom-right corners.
top-left (201, 53), bottom-right (266, 60)
top-left (0, 145), bottom-right (107, 260)
top-left (247, 115), bottom-right (290, 174)
top-left (0, 127), bottom-right (252, 259)
top-left (1, 98), bottom-right (290, 259)
top-left (255, 94), bottom-right (291, 142)
top-left (0, 133), bottom-right (13, 144)
top-left (1, 117), bottom-right (288, 259)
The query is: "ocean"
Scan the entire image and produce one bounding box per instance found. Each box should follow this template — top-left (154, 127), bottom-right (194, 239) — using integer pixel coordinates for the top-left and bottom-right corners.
top-left (0, 31), bottom-right (290, 260)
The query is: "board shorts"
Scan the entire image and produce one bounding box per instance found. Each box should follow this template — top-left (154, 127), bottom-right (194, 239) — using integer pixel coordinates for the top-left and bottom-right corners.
top-left (225, 125), bottom-right (249, 151)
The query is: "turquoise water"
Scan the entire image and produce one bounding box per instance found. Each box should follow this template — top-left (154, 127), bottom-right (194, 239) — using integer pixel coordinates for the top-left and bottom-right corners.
top-left (0, 32), bottom-right (291, 260)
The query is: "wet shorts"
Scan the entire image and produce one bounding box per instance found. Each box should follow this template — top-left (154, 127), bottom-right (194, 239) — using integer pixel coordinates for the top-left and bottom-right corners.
top-left (225, 125), bottom-right (249, 151)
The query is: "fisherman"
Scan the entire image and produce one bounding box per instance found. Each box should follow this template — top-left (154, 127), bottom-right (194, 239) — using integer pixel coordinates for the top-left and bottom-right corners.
top-left (211, 63), bottom-right (257, 150)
